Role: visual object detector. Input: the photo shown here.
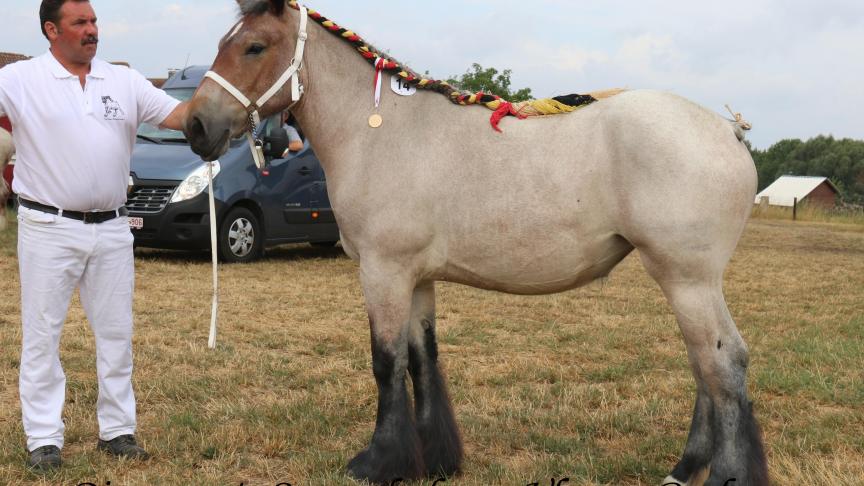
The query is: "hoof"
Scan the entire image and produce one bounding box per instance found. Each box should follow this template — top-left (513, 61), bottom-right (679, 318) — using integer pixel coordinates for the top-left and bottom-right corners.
top-left (346, 449), bottom-right (376, 482)
top-left (663, 467), bottom-right (710, 486)
top-left (347, 446), bottom-right (423, 485)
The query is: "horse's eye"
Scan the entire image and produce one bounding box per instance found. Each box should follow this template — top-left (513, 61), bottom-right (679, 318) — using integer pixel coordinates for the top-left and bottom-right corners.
top-left (246, 44), bottom-right (265, 56)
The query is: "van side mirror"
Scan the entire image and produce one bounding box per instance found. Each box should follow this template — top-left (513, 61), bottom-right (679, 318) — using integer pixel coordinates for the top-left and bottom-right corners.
top-left (263, 128), bottom-right (289, 157)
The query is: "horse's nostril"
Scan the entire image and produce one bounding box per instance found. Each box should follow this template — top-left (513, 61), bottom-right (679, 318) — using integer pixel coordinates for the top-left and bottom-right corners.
top-left (189, 116), bottom-right (206, 139)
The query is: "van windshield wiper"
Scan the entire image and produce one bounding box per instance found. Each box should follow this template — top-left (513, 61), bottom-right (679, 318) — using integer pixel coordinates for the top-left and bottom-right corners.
top-left (136, 134), bottom-right (163, 144)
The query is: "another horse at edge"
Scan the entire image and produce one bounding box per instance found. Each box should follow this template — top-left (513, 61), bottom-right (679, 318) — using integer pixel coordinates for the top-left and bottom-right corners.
top-left (0, 127), bottom-right (14, 231)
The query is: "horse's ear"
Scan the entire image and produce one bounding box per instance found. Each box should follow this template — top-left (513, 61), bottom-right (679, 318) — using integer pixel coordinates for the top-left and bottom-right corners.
top-left (270, 0), bottom-right (286, 16)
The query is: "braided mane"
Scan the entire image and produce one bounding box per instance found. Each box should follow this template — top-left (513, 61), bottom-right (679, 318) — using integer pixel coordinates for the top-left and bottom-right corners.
top-left (244, 1), bottom-right (620, 130)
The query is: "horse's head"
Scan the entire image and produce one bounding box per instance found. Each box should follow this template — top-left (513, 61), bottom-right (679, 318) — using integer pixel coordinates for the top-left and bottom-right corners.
top-left (185, 0), bottom-right (305, 161)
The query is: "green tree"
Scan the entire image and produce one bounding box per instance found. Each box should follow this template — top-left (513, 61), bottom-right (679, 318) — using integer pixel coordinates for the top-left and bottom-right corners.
top-left (749, 136), bottom-right (864, 204)
top-left (447, 63), bottom-right (533, 102)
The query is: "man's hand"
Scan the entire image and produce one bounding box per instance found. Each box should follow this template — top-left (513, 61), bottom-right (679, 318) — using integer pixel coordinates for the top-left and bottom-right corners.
top-left (281, 140), bottom-right (304, 158)
top-left (160, 102), bottom-right (190, 131)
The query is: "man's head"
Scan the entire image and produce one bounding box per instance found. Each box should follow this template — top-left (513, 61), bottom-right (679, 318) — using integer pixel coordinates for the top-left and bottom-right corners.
top-left (40, 0), bottom-right (98, 65)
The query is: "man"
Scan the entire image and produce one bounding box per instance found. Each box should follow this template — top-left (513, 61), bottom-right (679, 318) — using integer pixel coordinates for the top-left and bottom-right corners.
top-left (0, 0), bottom-right (188, 471)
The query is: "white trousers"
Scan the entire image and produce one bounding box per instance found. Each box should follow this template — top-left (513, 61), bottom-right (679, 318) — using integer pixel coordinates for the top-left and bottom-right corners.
top-left (17, 205), bottom-right (137, 451)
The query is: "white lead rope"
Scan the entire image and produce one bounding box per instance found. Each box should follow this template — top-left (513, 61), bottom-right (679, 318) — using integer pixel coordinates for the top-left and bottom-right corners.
top-left (202, 5), bottom-right (310, 349)
top-left (207, 161), bottom-right (219, 348)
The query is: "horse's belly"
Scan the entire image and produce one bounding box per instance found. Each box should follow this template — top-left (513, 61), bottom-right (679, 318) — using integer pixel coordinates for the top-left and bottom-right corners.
top-left (440, 233), bottom-right (633, 295)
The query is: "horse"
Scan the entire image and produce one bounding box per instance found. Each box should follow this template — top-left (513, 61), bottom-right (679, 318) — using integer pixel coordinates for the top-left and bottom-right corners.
top-left (183, 1), bottom-right (769, 485)
top-left (0, 127), bottom-right (13, 231)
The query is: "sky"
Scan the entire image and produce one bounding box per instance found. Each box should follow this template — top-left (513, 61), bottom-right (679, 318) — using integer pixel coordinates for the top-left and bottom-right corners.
top-left (1, 0), bottom-right (862, 149)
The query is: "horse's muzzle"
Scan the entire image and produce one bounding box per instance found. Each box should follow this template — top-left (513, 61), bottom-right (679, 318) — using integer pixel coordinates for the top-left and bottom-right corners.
top-left (185, 113), bottom-right (232, 162)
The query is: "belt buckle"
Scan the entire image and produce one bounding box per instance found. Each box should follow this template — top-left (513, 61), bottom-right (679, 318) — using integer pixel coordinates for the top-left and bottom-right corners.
top-left (83, 212), bottom-right (98, 224)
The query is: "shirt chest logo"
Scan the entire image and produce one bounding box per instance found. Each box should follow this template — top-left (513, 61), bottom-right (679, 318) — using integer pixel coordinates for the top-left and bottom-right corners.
top-left (101, 95), bottom-right (126, 121)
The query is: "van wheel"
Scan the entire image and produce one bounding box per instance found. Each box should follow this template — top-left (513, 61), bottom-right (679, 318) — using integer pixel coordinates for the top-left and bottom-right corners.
top-left (219, 207), bottom-right (263, 263)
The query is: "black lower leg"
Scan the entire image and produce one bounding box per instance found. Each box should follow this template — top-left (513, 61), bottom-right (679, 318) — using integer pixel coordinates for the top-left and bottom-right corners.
top-left (408, 318), bottom-right (463, 477)
top-left (707, 397), bottom-right (769, 486)
top-left (669, 389), bottom-right (714, 483)
top-left (347, 337), bottom-right (424, 485)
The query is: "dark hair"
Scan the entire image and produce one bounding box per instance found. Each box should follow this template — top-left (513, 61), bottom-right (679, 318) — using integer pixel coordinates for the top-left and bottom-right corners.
top-left (239, 0), bottom-right (285, 17)
top-left (39, 0), bottom-right (89, 39)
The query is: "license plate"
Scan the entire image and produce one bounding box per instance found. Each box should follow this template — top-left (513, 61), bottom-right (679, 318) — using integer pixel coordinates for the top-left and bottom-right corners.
top-left (128, 216), bottom-right (144, 230)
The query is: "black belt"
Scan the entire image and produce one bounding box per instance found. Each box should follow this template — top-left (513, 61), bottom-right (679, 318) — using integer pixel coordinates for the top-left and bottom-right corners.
top-left (19, 198), bottom-right (128, 224)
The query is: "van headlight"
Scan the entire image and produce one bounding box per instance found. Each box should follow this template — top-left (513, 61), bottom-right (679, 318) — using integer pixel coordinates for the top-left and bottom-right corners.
top-left (170, 161), bottom-right (221, 203)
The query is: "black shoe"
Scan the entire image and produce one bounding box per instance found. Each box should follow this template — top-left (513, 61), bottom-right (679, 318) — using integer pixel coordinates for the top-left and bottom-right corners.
top-left (97, 434), bottom-right (150, 460)
top-left (28, 445), bottom-right (61, 472)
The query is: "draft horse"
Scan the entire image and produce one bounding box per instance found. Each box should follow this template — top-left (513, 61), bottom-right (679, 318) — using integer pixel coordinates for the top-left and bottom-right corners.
top-left (184, 1), bottom-right (769, 485)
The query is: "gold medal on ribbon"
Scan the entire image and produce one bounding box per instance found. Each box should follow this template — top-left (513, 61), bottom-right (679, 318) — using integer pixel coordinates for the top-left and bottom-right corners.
top-left (368, 114), bottom-right (383, 128)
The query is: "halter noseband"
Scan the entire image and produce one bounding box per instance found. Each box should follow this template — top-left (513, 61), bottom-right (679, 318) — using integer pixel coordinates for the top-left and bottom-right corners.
top-left (203, 5), bottom-right (309, 170)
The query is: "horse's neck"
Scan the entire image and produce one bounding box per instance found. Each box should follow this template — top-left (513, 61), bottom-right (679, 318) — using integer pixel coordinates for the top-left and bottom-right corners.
top-left (289, 16), bottom-right (407, 177)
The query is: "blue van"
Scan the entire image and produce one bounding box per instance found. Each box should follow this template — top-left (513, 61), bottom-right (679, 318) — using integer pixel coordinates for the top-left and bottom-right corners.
top-left (127, 66), bottom-right (339, 262)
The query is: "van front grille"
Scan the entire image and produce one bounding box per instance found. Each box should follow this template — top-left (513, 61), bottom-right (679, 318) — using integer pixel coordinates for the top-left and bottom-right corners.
top-left (126, 186), bottom-right (175, 214)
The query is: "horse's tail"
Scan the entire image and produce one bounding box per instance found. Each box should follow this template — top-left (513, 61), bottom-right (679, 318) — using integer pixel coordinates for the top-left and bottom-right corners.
top-left (725, 104), bottom-right (752, 142)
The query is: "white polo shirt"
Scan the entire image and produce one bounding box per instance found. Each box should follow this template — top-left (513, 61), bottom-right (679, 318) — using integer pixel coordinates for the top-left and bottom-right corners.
top-left (0, 51), bottom-right (180, 211)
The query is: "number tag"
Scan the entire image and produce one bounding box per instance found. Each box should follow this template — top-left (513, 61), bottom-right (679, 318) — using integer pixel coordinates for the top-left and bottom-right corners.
top-left (390, 75), bottom-right (417, 96)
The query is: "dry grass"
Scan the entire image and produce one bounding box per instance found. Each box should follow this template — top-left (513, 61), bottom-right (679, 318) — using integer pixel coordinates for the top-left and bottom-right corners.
top-left (752, 203), bottom-right (864, 226)
top-left (0, 211), bottom-right (862, 485)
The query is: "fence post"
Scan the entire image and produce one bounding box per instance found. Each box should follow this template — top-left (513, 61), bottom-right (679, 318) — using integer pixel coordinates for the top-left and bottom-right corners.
top-left (793, 197), bottom-right (798, 221)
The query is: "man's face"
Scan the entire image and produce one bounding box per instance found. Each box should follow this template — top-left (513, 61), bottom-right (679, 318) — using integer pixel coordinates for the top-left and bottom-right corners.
top-left (46, 1), bottom-right (99, 65)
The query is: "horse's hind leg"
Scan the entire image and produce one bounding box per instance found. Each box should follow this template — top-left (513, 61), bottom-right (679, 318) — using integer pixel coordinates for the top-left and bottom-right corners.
top-left (347, 263), bottom-right (424, 484)
top-left (641, 255), bottom-right (768, 486)
top-left (407, 281), bottom-right (463, 477)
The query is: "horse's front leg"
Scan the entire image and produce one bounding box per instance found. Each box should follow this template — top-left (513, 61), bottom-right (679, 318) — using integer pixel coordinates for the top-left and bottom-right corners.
top-left (407, 281), bottom-right (463, 477)
top-left (347, 264), bottom-right (424, 484)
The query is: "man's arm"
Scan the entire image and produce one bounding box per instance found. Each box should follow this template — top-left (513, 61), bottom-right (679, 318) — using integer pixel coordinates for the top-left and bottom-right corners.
top-left (159, 101), bottom-right (190, 131)
top-left (285, 125), bottom-right (303, 152)
top-left (280, 125), bottom-right (304, 157)
top-left (288, 139), bottom-right (304, 152)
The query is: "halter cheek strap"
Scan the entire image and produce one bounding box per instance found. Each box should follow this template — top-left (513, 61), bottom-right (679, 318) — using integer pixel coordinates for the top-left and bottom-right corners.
top-left (203, 5), bottom-right (309, 170)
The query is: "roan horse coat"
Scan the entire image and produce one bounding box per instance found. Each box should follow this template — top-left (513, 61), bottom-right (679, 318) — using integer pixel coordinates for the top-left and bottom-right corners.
top-left (183, 1), bottom-right (769, 485)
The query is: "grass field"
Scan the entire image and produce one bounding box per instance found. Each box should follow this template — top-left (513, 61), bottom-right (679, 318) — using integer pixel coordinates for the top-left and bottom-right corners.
top-left (752, 203), bottom-right (864, 225)
top-left (0, 210), bottom-right (862, 485)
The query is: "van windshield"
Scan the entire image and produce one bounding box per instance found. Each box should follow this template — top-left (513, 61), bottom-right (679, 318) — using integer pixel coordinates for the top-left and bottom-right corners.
top-left (136, 88), bottom-right (196, 143)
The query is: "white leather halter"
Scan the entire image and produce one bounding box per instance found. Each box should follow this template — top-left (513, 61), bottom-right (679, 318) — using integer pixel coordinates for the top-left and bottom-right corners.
top-left (203, 5), bottom-right (309, 169)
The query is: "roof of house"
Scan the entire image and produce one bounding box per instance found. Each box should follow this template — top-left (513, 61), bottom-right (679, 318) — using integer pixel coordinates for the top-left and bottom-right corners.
top-left (755, 176), bottom-right (839, 207)
top-left (0, 52), bottom-right (31, 69)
